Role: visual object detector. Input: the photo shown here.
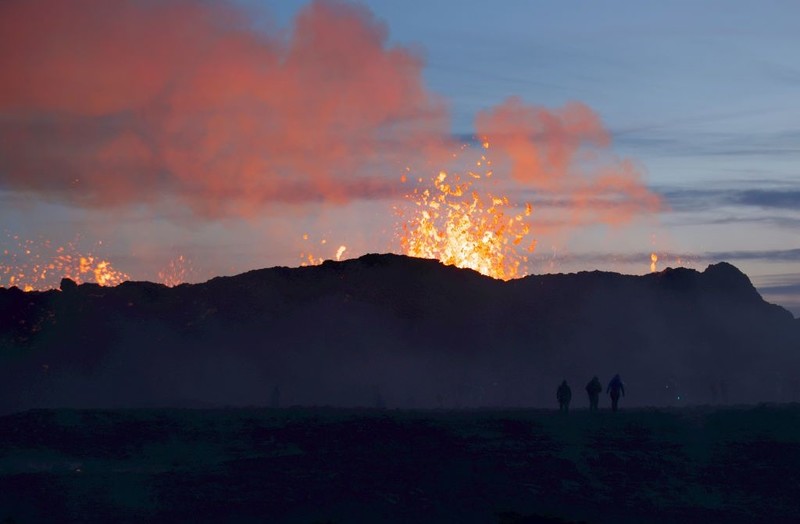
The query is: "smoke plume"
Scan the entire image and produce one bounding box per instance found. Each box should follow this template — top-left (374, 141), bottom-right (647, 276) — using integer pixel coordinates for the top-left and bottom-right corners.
top-left (0, 0), bottom-right (448, 216)
top-left (0, 0), bottom-right (659, 229)
top-left (475, 97), bottom-right (662, 229)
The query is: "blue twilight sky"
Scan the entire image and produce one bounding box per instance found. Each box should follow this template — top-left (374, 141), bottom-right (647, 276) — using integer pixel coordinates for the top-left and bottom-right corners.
top-left (1, 0), bottom-right (799, 315)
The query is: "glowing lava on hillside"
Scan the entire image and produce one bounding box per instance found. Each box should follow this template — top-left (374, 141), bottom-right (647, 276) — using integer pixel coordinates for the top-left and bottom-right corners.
top-left (300, 234), bottom-right (348, 267)
top-left (158, 255), bottom-right (195, 288)
top-left (295, 140), bottom-right (538, 280)
top-left (1, 235), bottom-right (129, 290)
top-left (398, 143), bottom-right (535, 281)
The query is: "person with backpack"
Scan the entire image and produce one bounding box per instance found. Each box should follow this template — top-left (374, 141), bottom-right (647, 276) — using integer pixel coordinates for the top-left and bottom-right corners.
top-left (557, 380), bottom-right (572, 413)
top-left (586, 376), bottom-right (602, 410)
top-left (607, 374), bottom-right (625, 412)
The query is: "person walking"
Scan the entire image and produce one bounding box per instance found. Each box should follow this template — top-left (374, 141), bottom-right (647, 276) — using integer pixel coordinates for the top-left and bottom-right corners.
top-left (586, 376), bottom-right (602, 410)
top-left (607, 374), bottom-right (625, 412)
top-left (557, 380), bottom-right (572, 413)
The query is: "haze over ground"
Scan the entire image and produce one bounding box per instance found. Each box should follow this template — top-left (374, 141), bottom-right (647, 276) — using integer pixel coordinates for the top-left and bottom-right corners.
top-left (2, 254), bottom-right (797, 413)
top-left (1, 0), bottom-right (799, 316)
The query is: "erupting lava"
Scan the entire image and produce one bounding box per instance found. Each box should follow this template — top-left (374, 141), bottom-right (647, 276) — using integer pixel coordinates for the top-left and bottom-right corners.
top-left (650, 252), bottom-right (658, 273)
top-left (300, 234), bottom-right (348, 266)
top-left (398, 143), bottom-right (536, 280)
top-left (298, 142), bottom-right (537, 280)
top-left (158, 255), bottom-right (194, 287)
top-left (1, 235), bottom-right (129, 290)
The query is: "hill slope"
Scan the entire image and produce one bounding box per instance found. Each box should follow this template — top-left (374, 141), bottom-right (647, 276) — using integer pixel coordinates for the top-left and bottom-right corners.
top-left (1, 254), bottom-right (798, 411)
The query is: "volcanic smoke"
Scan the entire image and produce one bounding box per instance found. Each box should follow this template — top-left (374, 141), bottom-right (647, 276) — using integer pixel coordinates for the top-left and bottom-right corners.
top-left (0, 0), bottom-right (662, 286)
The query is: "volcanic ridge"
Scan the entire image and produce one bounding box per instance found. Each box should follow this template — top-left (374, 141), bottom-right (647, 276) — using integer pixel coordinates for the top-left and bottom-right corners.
top-left (1, 254), bottom-right (798, 413)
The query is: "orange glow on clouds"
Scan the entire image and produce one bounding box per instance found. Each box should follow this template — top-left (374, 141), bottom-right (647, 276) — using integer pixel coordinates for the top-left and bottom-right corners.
top-left (395, 99), bottom-right (661, 280)
top-left (0, 0), bottom-right (447, 216)
top-left (475, 97), bottom-right (662, 230)
top-left (0, 1), bottom-right (664, 283)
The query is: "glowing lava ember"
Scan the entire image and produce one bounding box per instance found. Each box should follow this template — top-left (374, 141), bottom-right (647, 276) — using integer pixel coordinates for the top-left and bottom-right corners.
top-left (158, 255), bottom-right (194, 287)
top-left (398, 143), bottom-right (536, 280)
top-left (300, 234), bottom-right (348, 266)
top-left (1, 235), bottom-right (129, 290)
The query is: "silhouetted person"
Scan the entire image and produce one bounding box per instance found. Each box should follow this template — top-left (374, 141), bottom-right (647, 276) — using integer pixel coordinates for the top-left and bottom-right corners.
top-left (586, 376), bottom-right (602, 410)
top-left (557, 380), bottom-right (572, 413)
top-left (270, 386), bottom-right (281, 409)
top-left (607, 374), bottom-right (625, 411)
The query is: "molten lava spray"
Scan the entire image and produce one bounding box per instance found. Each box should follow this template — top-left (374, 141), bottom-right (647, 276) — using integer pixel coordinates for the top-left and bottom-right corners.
top-left (397, 98), bottom-right (662, 280)
top-left (158, 255), bottom-right (195, 287)
top-left (0, 0), bottom-right (448, 216)
top-left (1, 1), bottom-right (664, 281)
top-left (399, 143), bottom-right (535, 280)
top-left (300, 234), bottom-right (349, 266)
top-left (0, 235), bottom-right (129, 289)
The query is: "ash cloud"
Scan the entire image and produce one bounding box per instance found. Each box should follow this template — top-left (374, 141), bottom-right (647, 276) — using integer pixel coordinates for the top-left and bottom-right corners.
top-left (0, 0), bottom-right (448, 217)
top-left (0, 0), bottom-right (662, 232)
top-left (475, 97), bottom-right (662, 229)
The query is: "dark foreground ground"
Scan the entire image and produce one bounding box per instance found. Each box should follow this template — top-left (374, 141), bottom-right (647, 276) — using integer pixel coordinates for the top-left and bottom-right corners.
top-left (1, 405), bottom-right (799, 523)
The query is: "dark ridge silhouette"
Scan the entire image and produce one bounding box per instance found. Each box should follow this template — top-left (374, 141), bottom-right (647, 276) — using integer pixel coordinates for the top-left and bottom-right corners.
top-left (1, 254), bottom-right (798, 412)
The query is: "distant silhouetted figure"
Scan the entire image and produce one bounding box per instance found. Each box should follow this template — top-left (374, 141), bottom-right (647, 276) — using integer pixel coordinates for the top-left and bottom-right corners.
top-left (270, 386), bottom-right (281, 409)
top-left (607, 374), bottom-right (625, 411)
top-left (557, 380), bottom-right (572, 413)
top-left (586, 376), bottom-right (602, 410)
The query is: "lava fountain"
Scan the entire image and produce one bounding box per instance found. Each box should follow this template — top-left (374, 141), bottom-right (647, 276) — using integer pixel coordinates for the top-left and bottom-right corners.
top-left (158, 255), bottom-right (195, 287)
top-left (398, 143), bottom-right (536, 280)
top-left (0, 235), bottom-right (129, 290)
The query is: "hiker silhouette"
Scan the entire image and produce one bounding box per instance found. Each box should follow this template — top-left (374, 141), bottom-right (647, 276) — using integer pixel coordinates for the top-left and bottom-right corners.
top-left (557, 380), bottom-right (572, 413)
top-left (607, 374), bottom-right (625, 411)
top-left (586, 376), bottom-right (602, 410)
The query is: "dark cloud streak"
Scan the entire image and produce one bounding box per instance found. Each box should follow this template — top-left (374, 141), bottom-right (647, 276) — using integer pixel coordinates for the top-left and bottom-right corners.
top-left (616, 126), bottom-right (800, 160)
top-left (657, 183), bottom-right (800, 213)
top-left (534, 248), bottom-right (800, 267)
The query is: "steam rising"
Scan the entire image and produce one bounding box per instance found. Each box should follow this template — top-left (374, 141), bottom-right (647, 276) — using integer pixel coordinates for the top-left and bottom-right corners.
top-left (475, 97), bottom-right (662, 230)
top-left (0, 0), bottom-right (447, 216)
top-left (1, 0), bottom-right (662, 279)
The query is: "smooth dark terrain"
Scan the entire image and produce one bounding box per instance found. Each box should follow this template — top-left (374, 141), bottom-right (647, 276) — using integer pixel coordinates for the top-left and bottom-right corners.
top-left (1, 405), bottom-right (800, 523)
top-left (1, 254), bottom-right (799, 413)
